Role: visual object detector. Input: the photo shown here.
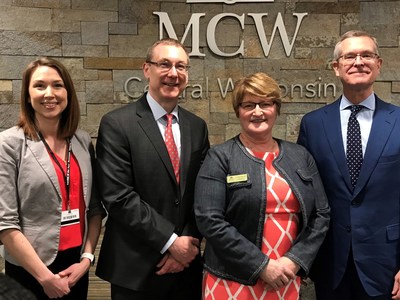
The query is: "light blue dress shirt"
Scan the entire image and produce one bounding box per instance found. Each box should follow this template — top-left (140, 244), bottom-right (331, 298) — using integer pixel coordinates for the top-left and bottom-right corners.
top-left (340, 93), bottom-right (375, 156)
top-left (147, 94), bottom-right (181, 157)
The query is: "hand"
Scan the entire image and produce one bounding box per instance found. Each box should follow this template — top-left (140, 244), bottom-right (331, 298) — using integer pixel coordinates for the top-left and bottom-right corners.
top-left (58, 260), bottom-right (91, 288)
top-left (168, 236), bottom-right (200, 267)
top-left (40, 273), bottom-right (70, 299)
top-left (156, 253), bottom-right (185, 275)
top-left (392, 270), bottom-right (400, 299)
top-left (259, 258), bottom-right (296, 291)
top-left (276, 256), bottom-right (300, 275)
top-left (263, 282), bottom-right (274, 291)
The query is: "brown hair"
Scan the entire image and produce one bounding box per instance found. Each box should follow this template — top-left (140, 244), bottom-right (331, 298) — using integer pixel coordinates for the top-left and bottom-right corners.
top-left (232, 72), bottom-right (282, 117)
top-left (17, 57), bottom-right (80, 140)
top-left (145, 38), bottom-right (189, 64)
top-left (333, 30), bottom-right (379, 61)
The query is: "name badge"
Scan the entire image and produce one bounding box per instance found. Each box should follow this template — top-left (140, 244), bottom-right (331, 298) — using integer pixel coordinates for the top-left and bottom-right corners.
top-left (61, 209), bottom-right (80, 227)
top-left (227, 174), bottom-right (248, 184)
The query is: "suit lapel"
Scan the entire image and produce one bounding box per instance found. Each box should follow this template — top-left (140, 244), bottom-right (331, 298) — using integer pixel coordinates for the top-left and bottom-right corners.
top-left (354, 98), bottom-right (397, 195)
top-left (136, 96), bottom-right (178, 184)
top-left (323, 99), bottom-right (353, 190)
top-left (27, 138), bottom-right (62, 199)
top-left (179, 108), bottom-right (191, 195)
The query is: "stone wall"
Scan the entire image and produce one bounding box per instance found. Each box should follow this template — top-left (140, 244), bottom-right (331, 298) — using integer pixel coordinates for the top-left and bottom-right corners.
top-left (1, 1), bottom-right (400, 299)
top-left (0, 0), bottom-right (399, 143)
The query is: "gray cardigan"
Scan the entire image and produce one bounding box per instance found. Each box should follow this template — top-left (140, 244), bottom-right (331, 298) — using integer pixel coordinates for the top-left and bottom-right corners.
top-left (194, 136), bottom-right (330, 285)
top-left (0, 126), bottom-right (105, 266)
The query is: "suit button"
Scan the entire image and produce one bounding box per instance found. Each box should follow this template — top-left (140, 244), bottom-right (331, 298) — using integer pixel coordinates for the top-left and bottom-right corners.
top-left (346, 225), bottom-right (351, 232)
top-left (174, 199), bottom-right (180, 206)
top-left (351, 200), bottom-right (359, 206)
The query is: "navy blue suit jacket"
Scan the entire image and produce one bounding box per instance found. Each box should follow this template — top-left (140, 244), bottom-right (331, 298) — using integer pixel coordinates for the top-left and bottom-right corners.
top-left (298, 95), bottom-right (400, 296)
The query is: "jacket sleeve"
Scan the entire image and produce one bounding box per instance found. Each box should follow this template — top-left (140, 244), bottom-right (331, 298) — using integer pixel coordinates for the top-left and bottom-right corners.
top-left (0, 131), bottom-right (22, 237)
top-left (86, 135), bottom-right (107, 219)
top-left (181, 119), bottom-right (210, 239)
top-left (283, 148), bottom-right (330, 276)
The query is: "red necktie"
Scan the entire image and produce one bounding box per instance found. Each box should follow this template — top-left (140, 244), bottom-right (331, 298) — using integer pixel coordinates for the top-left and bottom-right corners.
top-left (164, 114), bottom-right (180, 184)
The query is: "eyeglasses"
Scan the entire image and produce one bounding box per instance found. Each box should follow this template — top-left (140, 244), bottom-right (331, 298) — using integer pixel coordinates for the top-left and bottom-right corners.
top-left (337, 52), bottom-right (379, 63)
top-left (146, 60), bottom-right (190, 73)
top-left (239, 101), bottom-right (276, 111)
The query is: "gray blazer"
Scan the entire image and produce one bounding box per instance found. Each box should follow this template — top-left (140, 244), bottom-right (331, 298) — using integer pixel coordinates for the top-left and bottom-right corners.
top-left (0, 126), bottom-right (104, 266)
top-left (194, 137), bottom-right (330, 285)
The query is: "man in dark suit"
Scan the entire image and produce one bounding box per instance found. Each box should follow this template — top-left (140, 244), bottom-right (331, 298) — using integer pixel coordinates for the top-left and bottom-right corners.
top-left (95, 38), bottom-right (210, 300)
top-left (298, 30), bottom-right (400, 300)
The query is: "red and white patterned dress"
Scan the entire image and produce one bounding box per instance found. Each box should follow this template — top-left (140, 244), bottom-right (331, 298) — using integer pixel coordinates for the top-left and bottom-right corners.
top-left (203, 149), bottom-right (301, 300)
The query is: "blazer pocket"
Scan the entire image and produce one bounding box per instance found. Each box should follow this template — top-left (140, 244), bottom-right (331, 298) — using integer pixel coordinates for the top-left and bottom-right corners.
top-left (296, 168), bottom-right (315, 181)
top-left (387, 223), bottom-right (400, 241)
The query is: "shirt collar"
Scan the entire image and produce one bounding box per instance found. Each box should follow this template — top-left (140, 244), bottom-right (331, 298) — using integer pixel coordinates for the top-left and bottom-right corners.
top-left (146, 93), bottom-right (179, 122)
top-left (339, 93), bottom-right (376, 111)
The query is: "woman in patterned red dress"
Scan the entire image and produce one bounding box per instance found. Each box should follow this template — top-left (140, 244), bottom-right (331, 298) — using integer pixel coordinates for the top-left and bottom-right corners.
top-left (194, 72), bottom-right (330, 300)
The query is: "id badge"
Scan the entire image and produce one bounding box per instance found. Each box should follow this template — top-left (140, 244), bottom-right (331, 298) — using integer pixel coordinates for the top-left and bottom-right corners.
top-left (61, 208), bottom-right (80, 227)
top-left (227, 173), bottom-right (248, 184)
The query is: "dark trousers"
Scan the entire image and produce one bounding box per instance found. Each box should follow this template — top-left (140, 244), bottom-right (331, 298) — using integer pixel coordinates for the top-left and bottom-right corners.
top-left (5, 246), bottom-right (89, 300)
top-left (111, 262), bottom-right (202, 300)
top-left (314, 250), bottom-right (392, 300)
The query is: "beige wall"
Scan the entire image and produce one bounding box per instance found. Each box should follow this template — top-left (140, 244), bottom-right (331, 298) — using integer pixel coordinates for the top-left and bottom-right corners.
top-left (1, 0), bottom-right (400, 145)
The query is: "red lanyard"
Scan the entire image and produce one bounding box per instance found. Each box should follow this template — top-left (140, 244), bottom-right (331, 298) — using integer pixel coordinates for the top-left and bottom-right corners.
top-left (38, 132), bottom-right (72, 212)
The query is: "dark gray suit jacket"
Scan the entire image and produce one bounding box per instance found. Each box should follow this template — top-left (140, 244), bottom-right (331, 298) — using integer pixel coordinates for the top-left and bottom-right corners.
top-left (95, 94), bottom-right (209, 291)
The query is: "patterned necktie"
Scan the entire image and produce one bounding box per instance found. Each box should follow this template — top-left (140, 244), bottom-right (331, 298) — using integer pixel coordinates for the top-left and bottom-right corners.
top-left (346, 105), bottom-right (363, 187)
top-left (164, 114), bottom-right (180, 184)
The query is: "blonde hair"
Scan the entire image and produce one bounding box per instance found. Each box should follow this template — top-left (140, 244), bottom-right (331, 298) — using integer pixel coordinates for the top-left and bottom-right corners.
top-left (232, 72), bottom-right (282, 117)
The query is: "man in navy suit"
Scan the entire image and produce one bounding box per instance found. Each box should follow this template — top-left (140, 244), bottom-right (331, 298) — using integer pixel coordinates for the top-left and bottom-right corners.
top-left (95, 38), bottom-right (209, 300)
top-left (298, 30), bottom-right (400, 299)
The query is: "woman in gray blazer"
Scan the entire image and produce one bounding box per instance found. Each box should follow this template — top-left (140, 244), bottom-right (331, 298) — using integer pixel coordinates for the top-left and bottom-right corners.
top-left (0, 57), bottom-right (105, 299)
top-left (194, 73), bottom-right (330, 300)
